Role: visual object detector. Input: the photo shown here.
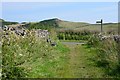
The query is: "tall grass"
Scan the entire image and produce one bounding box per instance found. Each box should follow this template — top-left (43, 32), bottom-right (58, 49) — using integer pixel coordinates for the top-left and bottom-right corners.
top-left (87, 35), bottom-right (120, 77)
top-left (2, 29), bottom-right (70, 79)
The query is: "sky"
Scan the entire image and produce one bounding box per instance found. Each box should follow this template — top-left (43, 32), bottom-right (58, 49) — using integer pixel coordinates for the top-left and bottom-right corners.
top-left (1, 2), bottom-right (118, 23)
top-left (1, 0), bottom-right (120, 2)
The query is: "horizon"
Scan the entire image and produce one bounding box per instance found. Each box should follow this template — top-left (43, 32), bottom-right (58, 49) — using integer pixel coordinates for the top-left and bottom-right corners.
top-left (1, 17), bottom-right (118, 24)
top-left (1, 2), bottom-right (118, 24)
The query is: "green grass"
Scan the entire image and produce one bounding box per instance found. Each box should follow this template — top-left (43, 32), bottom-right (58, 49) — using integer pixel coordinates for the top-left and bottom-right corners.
top-left (26, 42), bottom-right (70, 78)
top-left (58, 23), bottom-right (118, 35)
top-left (74, 23), bottom-right (118, 34)
top-left (85, 36), bottom-right (120, 78)
top-left (55, 42), bottom-right (70, 53)
top-left (58, 20), bottom-right (89, 28)
top-left (2, 24), bottom-right (119, 78)
top-left (60, 40), bottom-right (87, 43)
top-left (62, 43), bottom-right (106, 78)
top-left (60, 37), bottom-right (119, 78)
top-left (2, 30), bottom-right (71, 78)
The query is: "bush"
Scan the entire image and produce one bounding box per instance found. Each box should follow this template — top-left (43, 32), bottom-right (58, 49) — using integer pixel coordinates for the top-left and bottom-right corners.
top-left (87, 35), bottom-right (120, 77)
top-left (57, 29), bottom-right (92, 41)
top-left (2, 31), bottom-right (35, 79)
top-left (2, 29), bottom-right (70, 78)
top-left (2, 66), bottom-right (28, 79)
top-left (97, 39), bottom-right (119, 77)
top-left (87, 35), bottom-right (100, 47)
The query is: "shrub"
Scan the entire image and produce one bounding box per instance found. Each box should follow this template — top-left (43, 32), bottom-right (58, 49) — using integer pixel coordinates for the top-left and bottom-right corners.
top-left (57, 29), bottom-right (92, 41)
top-left (97, 39), bottom-right (119, 77)
top-left (87, 35), bottom-right (100, 48)
top-left (1, 29), bottom-right (70, 78)
top-left (87, 35), bottom-right (120, 77)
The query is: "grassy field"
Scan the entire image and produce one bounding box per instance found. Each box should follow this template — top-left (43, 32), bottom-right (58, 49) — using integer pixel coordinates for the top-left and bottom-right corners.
top-left (2, 29), bottom-right (71, 78)
top-left (2, 30), bottom-right (120, 78)
top-left (58, 20), bottom-right (89, 28)
top-left (27, 18), bottom-right (118, 34)
top-left (58, 23), bottom-right (118, 35)
top-left (60, 38), bottom-right (120, 78)
top-left (25, 42), bottom-right (70, 78)
top-left (80, 24), bottom-right (118, 34)
top-left (61, 43), bottom-right (106, 78)
top-left (1, 18), bottom-right (120, 78)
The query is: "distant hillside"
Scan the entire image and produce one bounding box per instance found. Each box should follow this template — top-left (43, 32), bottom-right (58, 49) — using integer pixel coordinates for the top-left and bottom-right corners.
top-left (1, 18), bottom-right (118, 32)
top-left (28, 18), bottom-right (89, 30)
top-left (0, 19), bottom-right (18, 25)
top-left (58, 20), bottom-right (89, 28)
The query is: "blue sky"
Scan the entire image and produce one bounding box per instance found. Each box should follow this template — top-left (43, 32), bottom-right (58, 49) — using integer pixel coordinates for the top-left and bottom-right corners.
top-left (1, 2), bottom-right (118, 23)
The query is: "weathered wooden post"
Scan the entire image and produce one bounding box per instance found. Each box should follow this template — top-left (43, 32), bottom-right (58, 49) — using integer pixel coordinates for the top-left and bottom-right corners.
top-left (96, 19), bottom-right (103, 33)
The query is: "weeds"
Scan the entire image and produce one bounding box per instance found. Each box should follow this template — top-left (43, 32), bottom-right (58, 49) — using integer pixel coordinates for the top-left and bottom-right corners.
top-left (86, 35), bottom-right (120, 77)
top-left (2, 29), bottom-right (69, 78)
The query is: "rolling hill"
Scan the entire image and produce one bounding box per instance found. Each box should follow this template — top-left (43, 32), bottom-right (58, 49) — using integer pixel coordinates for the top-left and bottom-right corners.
top-left (0, 19), bottom-right (18, 25)
top-left (1, 18), bottom-right (118, 33)
top-left (27, 18), bottom-right (90, 29)
top-left (27, 18), bottom-right (117, 32)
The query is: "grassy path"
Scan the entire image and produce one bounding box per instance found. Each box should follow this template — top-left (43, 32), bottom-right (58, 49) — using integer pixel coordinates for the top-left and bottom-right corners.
top-left (63, 43), bottom-right (105, 78)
